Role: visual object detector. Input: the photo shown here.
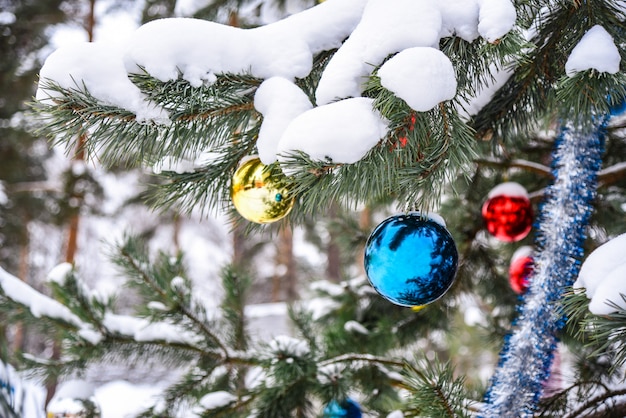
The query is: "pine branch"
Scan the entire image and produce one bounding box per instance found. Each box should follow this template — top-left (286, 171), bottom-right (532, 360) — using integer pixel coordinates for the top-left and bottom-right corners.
top-left (148, 126), bottom-right (259, 215)
top-left (32, 72), bottom-right (262, 169)
top-left (564, 388), bottom-right (626, 418)
top-left (475, 157), bottom-right (552, 177)
top-left (472, 0), bottom-right (626, 140)
top-left (319, 353), bottom-right (405, 370)
top-left (400, 358), bottom-right (474, 418)
top-left (115, 238), bottom-right (232, 356)
top-left (598, 161), bottom-right (626, 187)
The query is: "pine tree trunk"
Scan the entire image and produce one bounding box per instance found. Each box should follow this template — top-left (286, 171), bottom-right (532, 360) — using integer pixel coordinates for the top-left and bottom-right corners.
top-left (326, 203), bottom-right (341, 282)
top-left (10, 236), bottom-right (29, 353)
top-left (273, 226), bottom-right (297, 302)
top-left (355, 206), bottom-right (371, 276)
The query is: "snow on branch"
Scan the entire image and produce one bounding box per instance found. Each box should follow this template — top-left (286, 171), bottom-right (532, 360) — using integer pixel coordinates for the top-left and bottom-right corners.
top-left (35, 0), bottom-right (516, 167)
top-left (0, 265), bottom-right (99, 341)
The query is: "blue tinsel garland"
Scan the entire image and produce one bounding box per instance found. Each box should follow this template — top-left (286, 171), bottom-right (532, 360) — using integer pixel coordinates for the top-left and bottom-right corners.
top-left (479, 116), bottom-right (610, 417)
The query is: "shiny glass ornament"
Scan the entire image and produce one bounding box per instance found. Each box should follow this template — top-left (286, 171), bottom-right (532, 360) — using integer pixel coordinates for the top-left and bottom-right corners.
top-left (231, 157), bottom-right (294, 224)
top-left (364, 213), bottom-right (458, 307)
top-left (323, 398), bottom-right (362, 418)
top-left (509, 246), bottom-right (534, 295)
top-left (482, 182), bottom-right (533, 242)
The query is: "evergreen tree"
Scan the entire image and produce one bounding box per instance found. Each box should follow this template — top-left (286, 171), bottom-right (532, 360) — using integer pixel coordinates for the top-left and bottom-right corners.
top-left (2, 0), bottom-right (626, 417)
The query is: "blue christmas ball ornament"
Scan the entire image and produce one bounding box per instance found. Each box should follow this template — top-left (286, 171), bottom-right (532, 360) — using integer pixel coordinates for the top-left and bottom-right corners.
top-left (323, 398), bottom-right (362, 418)
top-left (364, 213), bottom-right (458, 307)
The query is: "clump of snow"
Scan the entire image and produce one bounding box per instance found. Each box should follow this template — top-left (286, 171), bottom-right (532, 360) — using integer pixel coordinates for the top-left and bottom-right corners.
top-left (305, 297), bottom-right (342, 320)
top-left (0, 11), bottom-right (16, 25)
top-left (199, 391), bottom-right (237, 409)
top-left (317, 363), bottom-right (344, 384)
top-left (315, 0), bottom-right (515, 104)
top-left (0, 266), bottom-right (95, 333)
top-left (574, 233), bottom-right (626, 315)
top-left (315, 0), bottom-right (442, 105)
top-left (268, 335), bottom-right (310, 357)
top-left (36, 42), bottom-right (168, 124)
top-left (170, 276), bottom-right (187, 292)
top-left (277, 97), bottom-right (388, 164)
top-left (103, 312), bottom-right (202, 346)
top-left (310, 279), bottom-right (346, 297)
top-left (378, 47), bottom-right (457, 112)
top-left (47, 380), bottom-right (98, 415)
top-left (124, 0), bottom-right (366, 86)
top-left (46, 262), bottom-right (73, 284)
top-left (147, 301), bottom-right (168, 311)
top-left (477, 0), bottom-right (517, 42)
top-left (344, 320), bottom-right (369, 335)
top-left (487, 181), bottom-right (529, 198)
top-left (0, 181), bottom-right (8, 205)
top-left (254, 77), bottom-right (313, 164)
top-left (387, 411), bottom-right (405, 418)
top-left (565, 25), bottom-right (621, 76)
top-left (94, 380), bottom-right (164, 418)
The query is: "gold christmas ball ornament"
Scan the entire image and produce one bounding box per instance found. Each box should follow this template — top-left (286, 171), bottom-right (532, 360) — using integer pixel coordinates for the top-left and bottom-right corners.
top-left (231, 157), bottom-right (294, 224)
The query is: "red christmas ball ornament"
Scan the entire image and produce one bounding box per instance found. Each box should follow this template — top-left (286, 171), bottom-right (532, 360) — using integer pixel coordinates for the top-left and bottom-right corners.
top-left (509, 246), bottom-right (534, 294)
top-left (482, 182), bottom-right (533, 242)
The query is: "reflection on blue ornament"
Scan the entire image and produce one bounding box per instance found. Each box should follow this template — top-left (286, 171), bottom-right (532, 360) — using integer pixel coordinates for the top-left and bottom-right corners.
top-left (364, 213), bottom-right (458, 307)
top-left (323, 398), bottom-right (362, 418)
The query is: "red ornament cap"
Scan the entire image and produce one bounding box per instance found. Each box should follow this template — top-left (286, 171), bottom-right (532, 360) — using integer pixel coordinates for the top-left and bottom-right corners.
top-left (482, 182), bottom-right (533, 242)
top-left (509, 246), bottom-right (534, 294)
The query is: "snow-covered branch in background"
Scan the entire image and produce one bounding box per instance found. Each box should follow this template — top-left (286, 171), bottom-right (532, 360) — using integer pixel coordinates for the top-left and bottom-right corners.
top-left (0, 266), bottom-right (99, 340)
top-left (0, 265), bottom-right (205, 351)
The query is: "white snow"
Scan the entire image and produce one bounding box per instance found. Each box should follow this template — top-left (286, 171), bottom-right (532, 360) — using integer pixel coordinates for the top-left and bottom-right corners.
top-left (315, 0), bottom-right (443, 105)
top-left (487, 181), bottom-right (529, 198)
top-left (122, 0), bottom-right (366, 85)
top-left (310, 279), bottom-right (346, 296)
top-left (102, 312), bottom-right (202, 346)
top-left (94, 380), bottom-right (163, 418)
top-left (254, 77), bottom-right (313, 164)
top-left (378, 47), bottom-right (457, 112)
top-left (147, 301), bottom-right (168, 311)
top-left (35, 42), bottom-right (168, 124)
top-left (276, 97), bottom-right (388, 164)
top-left (0, 183), bottom-right (7, 206)
top-left (174, 0), bottom-right (213, 17)
top-left (0, 11), bottom-right (16, 25)
top-left (306, 297), bottom-right (342, 320)
top-left (476, 0), bottom-right (517, 42)
top-left (268, 335), bottom-right (310, 357)
top-left (36, 0), bottom-right (517, 166)
top-left (565, 25), bottom-right (621, 76)
top-left (48, 380), bottom-right (97, 413)
top-left (574, 233), bottom-right (626, 315)
top-left (387, 411), bottom-right (405, 418)
top-left (0, 266), bottom-right (96, 333)
top-left (199, 391), bottom-right (237, 409)
top-left (344, 320), bottom-right (369, 335)
top-left (245, 302), bottom-right (288, 318)
top-left (46, 262), bottom-right (74, 284)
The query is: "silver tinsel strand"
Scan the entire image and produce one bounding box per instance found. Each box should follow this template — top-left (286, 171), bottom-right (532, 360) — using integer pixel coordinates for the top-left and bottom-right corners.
top-left (480, 117), bottom-right (608, 417)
